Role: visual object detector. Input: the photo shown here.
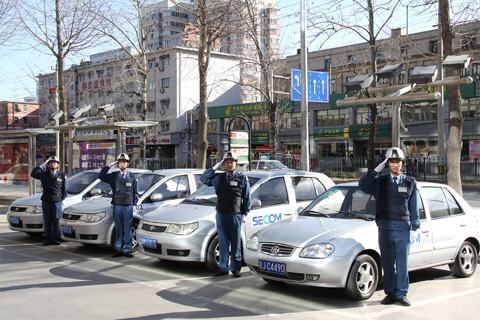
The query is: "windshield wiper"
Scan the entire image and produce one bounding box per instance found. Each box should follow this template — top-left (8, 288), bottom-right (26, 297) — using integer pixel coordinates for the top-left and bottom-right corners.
top-left (302, 210), bottom-right (330, 218)
top-left (337, 211), bottom-right (372, 221)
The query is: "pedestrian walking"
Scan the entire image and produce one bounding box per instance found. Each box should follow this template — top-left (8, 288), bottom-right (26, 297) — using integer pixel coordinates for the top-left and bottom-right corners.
top-left (31, 156), bottom-right (66, 246)
top-left (200, 151), bottom-right (251, 277)
top-left (358, 147), bottom-right (420, 307)
top-left (99, 153), bottom-right (139, 258)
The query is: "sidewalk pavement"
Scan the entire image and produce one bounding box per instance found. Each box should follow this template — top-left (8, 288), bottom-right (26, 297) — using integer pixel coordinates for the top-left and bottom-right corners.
top-left (1, 179), bottom-right (479, 205)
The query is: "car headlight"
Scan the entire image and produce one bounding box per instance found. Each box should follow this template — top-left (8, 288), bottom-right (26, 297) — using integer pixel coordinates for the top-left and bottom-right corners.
top-left (299, 243), bottom-right (335, 259)
top-left (79, 211), bottom-right (106, 223)
top-left (25, 206), bottom-right (42, 214)
top-left (246, 234), bottom-right (259, 251)
top-left (166, 222), bottom-right (198, 235)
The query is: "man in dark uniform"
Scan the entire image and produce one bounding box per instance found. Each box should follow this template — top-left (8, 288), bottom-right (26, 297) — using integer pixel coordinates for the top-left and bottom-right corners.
top-left (359, 147), bottom-right (420, 306)
top-left (201, 151), bottom-right (251, 277)
top-left (31, 156), bottom-right (67, 246)
top-left (99, 153), bottom-right (139, 258)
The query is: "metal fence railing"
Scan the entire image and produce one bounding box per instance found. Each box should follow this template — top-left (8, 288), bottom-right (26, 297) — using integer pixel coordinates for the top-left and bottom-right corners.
top-left (130, 156), bottom-right (479, 182)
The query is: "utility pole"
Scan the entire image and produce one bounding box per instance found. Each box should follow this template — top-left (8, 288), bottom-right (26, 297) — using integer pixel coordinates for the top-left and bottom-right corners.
top-left (52, 64), bottom-right (60, 160)
top-left (437, 6), bottom-right (446, 173)
top-left (300, 0), bottom-right (309, 171)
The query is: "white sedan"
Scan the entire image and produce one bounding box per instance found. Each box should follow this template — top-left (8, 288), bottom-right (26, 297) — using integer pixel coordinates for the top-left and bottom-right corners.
top-left (244, 182), bottom-right (480, 300)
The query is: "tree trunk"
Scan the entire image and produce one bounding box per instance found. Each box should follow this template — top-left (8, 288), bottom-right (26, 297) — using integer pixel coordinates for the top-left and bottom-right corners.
top-left (439, 0), bottom-right (463, 195)
top-left (269, 101), bottom-right (278, 160)
top-left (366, 0), bottom-right (377, 170)
top-left (196, 2), bottom-right (208, 169)
top-left (56, 0), bottom-right (67, 172)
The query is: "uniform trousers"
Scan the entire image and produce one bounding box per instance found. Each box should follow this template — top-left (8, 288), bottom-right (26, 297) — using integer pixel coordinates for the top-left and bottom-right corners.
top-left (216, 212), bottom-right (242, 273)
top-left (378, 227), bottom-right (411, 299)
top-left (42, 201), bottom-right (62, 243)
top-left (113, 204), bottom-right (134, 253)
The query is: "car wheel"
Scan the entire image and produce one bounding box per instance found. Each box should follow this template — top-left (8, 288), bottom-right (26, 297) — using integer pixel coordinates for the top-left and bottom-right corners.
top-left (130, 220), bottom-right (139, 253)
top-left (450, 241), bottom-right (477, 278)
top-left (262, 278), bottom-right (284, 285)
top-left (205, 235), bottom-right (220, 272)
top-left (344, 254), bottom-right (379, 301)
top-left (110, 228), bottom-right (117, 251)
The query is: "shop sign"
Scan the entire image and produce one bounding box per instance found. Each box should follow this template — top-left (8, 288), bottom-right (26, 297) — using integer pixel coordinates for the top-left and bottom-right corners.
top-left (208, 99), bottom-right (294, 119)
top-left (231, 147), bottom-right (249, 164)
top-left (230, 131), bottom-right (249, 147)
top-left (74, 141), bottom-right (116, 172)
top-left (349, 124), bottom-right (389, 138)
top-left (126, 135), bottom-right (171, 145)
top-left (470, 140), bottom-right (480, 159)
top-left (314, 127), bottom-right (348, 139)
top-left (251, 131), bottom-right (269, 142)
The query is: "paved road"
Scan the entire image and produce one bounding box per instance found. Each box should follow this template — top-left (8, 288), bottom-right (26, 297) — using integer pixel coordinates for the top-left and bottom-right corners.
top-left (1, 203), bottom-right (480, 320)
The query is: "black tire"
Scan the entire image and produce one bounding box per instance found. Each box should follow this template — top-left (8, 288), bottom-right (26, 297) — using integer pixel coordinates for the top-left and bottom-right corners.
top-left (81, 243), bottom-right (97, 247)
top-left (262, 278), bottom-right (284, 285)
top-left (450, 241), bottom-right (477, 278)
top-left (344, 254), bottom-right (379, 301)
top-left (110, 220), bottom-right (139, 253)
top-left (205, 235), bottom-right (220, 272)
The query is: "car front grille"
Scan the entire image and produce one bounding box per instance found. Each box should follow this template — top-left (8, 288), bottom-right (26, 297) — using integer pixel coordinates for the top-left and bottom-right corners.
top-left (142, 223), bottom-right (167, 233)
top-left (62, 213), bottom-right (81, 221)
top-left (10, 221), bottom-right (23, 228)
top-left (260, 243), bottom-right (296, 256)
top-left (26, 224), bottom-right (43, 229)
top-left (143, 244), bottom-right (162, 254)
top-left (10, 206), bottom-right (27, 212)
top-left (62, 231), bottom-right (76, 239)
top-left (251, 266), bottom-right (305, 281)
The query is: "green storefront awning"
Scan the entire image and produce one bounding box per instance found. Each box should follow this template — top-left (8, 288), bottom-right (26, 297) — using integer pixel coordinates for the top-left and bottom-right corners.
top-left (314, 124), bottom-right (390, 139)
top-left (208, 99), bottom-right (294, 119)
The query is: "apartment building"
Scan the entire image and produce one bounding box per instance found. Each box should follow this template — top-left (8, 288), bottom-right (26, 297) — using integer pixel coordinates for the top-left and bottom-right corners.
top-left (0, 99), bottom-right (40, 131)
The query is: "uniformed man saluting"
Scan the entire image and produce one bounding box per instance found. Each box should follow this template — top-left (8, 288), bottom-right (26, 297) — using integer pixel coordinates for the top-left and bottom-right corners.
top-left (359, 147), bottom-right (420, 307)
top-left (31, 156), bottom-right (67, 246)
top-left (201, 151), bottom-right (251, 277)
top-left (99, 153), bottom-right (139, 258)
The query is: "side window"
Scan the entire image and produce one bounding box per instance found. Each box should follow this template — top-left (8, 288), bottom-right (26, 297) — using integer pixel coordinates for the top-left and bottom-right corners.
top-left (251, 178), bottom-right (288, 207)
top-left (423, 187), bottom-right (450, 219)
top-left (258, 162), bottom-right (266, 170)
top-left (291, 177), bottom-right (316, 202)
top-left (194, 174), bottom-right (205, 190)
top-left (418, 196), bottom-right (426, 220)
top-left (151, 175), bottom-right (190, 200)
top-left (251, 162), bottom-right (258, 169)
top-left (444, 189), bottom-right (463, 215)
top-left (312, 178), bottom-right (326, 196)
top-left (96, 181), bottom-right (112, 194)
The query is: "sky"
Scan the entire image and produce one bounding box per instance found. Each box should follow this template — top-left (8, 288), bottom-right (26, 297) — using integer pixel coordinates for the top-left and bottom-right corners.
top-left (1, 0), bottom-right (439, 103)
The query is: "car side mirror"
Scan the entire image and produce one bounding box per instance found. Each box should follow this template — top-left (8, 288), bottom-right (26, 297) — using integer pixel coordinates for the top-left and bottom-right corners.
top-left (150, 194), bottom-right (163, 202)
top-left (90, 188), bottom-right (101, 196)
top-left (251, 199), bottom-right (262, 209)
top-left (297, 206), bottom-right (304, 214)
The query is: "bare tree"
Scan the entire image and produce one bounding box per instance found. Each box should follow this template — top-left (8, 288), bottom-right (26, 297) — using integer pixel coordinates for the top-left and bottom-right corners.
top-left (16, 0), bottom-right (107, 170)
top-left (173, 0), bottom-right (241, 169)
top-left (0, 0), bottom-right (17, 46)
top-left (310, 0), bottom-right (401, 169)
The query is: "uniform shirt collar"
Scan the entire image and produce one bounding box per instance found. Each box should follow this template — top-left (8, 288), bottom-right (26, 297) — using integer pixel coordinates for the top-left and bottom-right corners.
top-left (390, 173), bottom-right (404, 184)
top-left (226, 172), bottom-right (236, 180)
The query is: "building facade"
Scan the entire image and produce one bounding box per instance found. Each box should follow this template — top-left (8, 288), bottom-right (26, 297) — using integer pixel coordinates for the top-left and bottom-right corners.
top-left (0, 100), bottom-right (40, 131)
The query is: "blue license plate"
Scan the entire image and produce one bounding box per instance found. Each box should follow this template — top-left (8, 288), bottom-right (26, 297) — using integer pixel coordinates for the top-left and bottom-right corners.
top-left (259, 259), bottom-right (286, 275)
top-left (9, 216), bottom-right (20, 224)
top-left (60, 225), bottom-right (72, 234)
top-left (141, 237), bottom-right (157, 249)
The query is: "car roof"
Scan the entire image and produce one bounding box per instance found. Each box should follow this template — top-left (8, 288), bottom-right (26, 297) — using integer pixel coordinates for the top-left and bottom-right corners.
top-left (145, 169), bottom-right (205, 176)
top-left (240, 170), bottom-right (330, 180)
top-left (334, 180), bottom-right (453, 188)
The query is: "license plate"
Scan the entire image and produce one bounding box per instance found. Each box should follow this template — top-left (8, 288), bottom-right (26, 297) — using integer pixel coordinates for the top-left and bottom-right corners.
top-left (9, 216), bottom-right (20, 224)
top-left (141, 237), bottom-right (157, 249)
top-left (259, 259), bottom-right (286, 275)
top-left (60, 225), bottom-right (72, 234)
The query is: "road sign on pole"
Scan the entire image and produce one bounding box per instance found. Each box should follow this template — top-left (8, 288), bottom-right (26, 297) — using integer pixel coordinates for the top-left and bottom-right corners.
top-left (291, 69), bottom-right (329, 103)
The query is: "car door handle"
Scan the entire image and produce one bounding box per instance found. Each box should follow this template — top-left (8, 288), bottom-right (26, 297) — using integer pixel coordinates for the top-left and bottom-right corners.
top-left (284, 212), bottom-right (293, 217)
top-left (421, 229), bottom-right (429, 233)
top-left (460, 223), bottom-right (467, 227)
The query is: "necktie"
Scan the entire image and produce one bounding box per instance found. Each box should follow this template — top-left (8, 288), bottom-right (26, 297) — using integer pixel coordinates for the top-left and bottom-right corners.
top-left (122, 173), bottom-right (125, 179)
top-left (226, 174), bottom-right (231, 181)
top-left (393, 177), bottom-right (397, 184)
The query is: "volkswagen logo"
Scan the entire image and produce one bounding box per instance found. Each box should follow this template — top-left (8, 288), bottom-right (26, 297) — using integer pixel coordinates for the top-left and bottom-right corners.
top-left (66, 214), bottom-right (72, 220)
top-left (271, 246), bottom-right (280, 254)
top-left (15, 207), bottom-right (19, 212)
top-left (149, 225), bottom-right (156, 232)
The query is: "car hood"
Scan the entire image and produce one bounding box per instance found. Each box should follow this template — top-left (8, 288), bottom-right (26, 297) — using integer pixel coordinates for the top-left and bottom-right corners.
top-left (11, 194), bottom-right (42, 206)
top-left (64, 197), bottom-right (112, 212)
top-left (256, 216), bottom-right (372, 247)
top-left (142, 203), bottom-right (215, 223)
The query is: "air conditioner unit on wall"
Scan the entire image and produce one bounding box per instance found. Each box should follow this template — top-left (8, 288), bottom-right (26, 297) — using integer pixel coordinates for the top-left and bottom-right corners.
top-left (159, 66), bottom-right (164, 71)
top-left (160, 110), bottom-right (165, 115)
top-left (159, 88), bottom-right (164, 93)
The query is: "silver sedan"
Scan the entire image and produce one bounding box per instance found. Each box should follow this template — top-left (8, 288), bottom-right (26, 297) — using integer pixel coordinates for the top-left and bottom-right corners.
top-left (244, 182), bottom-right (480, 300)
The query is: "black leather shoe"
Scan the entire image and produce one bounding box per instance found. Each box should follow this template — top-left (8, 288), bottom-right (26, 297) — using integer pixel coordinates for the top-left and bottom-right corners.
top-left (124, 252), bottom-right (133, 258)
top-left (43, 242), bottom-right (52, 246)
top-left (232, 271), bottom-right (241, 278)
top-left (381, 295), bottom-right (396, 305)
top-left (52, 242), bottom-right (60, 246)
top-left (397, 297), bottom-right (411, 306)
top-left (111, 252), bottom-right (123, 258)
top-left (213, 271), bottom-right (229, 277)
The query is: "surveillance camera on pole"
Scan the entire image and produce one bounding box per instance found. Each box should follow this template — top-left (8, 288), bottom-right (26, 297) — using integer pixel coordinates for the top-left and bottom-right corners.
top-left (442, 54), bottom-right (470, 71)
top-left (48, 110), bottom-right (63, 126)
top-left (408, 65), bottom-right (438, 84)
top-left (344, 74), bottom-right (374, 93)
top-left (98, 104), bottom-right (115, 113)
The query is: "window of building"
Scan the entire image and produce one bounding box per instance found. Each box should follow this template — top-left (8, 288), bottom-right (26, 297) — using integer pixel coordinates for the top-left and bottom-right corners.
top-left (253, 114), bottom-right (269, 130)
top-left (149, 81), bottom-right (156, 90)
top-left (147, 101), bottom-right (156, 112)
top-left (461, 35), bottom-right (476, 49)
top-left (78, 73), bottom-right (85, 81)
top-left (97, 70), bottom-right (104, 78)
top-left (160, 56), bottom-right (169, 66)
top-left (148, 59), bottom-right (156, 68)
top-left (401, 101), bottom-right (437, 122)
top-left (135, 103), bottom-right (141, 113)
top-left (461, 67), bottom-right (470, 77)
top-left (126, 65), bottom-right (133, 75)
top-left (23, 105), bottom-right (28, 112)
top-left (281, 112), bottom-right (302, 129)
top-left (13, 117), bottom-right (18, 123)
top-left (316, 109), bottom-right (348, 127)
top-left (348, 55), bottom-right (355, 65)
top-left (160, 99), bottom-right (170, 110)
top-left (325, 58), bottom-right (332, 69)
top-left (356, 107), bottom-right (371, 125)
top-left (14, 104), bottom-right (19, 112)
top-left (377, 106), bottom-right (392, 124)
top-left (429, 41), bottom-right (438, 53)
top-left (87, 71), bottom-right (94, 79)
top-left (160, 120), bottom-right (170, 132)
top-left (375, 50), bottom-right (382, 61)
top-left (462, 98), bottom-right (480, 118)
top-left (331, 79), bottom-right (336, 93)
top-left (207, 119), bottom-right (217, 133)
top-left (23, 117), bottom-right (28, 127)
top-left (224, 117), bottom-right (247, 131)
top-left (161, 78), bottom-right (169, 88)
top-left (107, 67), bottom-right (114, 77)
top-left (126, 83), bottom-right (135, 92)
top-left (163, 39), bottom-right (171, 46)
top-left (401, 46), bottom-right (411, 57)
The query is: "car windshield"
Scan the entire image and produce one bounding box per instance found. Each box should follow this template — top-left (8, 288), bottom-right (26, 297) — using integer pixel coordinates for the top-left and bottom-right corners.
top-left (66, 172), bottom-right (99, 195)
top-left (300, 186), bottom-right (376, 221)
top-left (137, 173), bottom-right (164, 195)
top-left (183, 176), bottom-right (260, 206)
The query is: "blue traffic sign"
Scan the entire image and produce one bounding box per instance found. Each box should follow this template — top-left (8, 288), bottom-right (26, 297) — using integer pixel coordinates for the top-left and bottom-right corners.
top-left (291, 69), bottom-right (329, 103)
